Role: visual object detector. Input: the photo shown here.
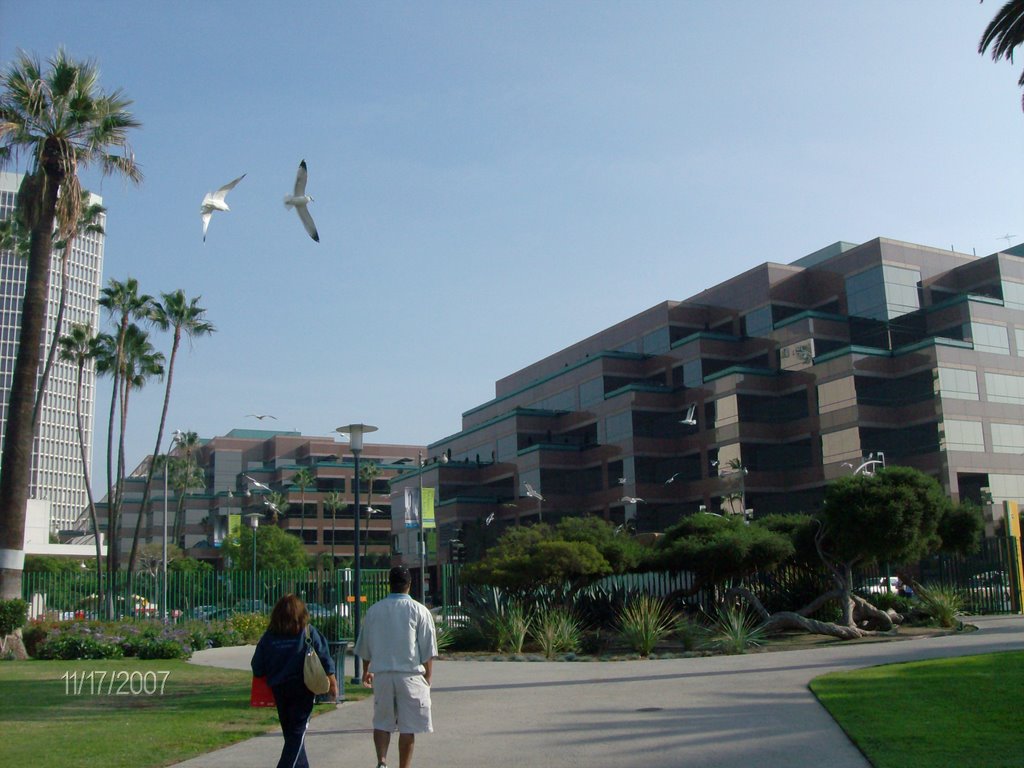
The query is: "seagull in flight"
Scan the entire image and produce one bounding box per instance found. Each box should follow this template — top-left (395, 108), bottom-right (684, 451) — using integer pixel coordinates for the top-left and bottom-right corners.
top-left (200, 174), bottom-right (245, 242)
top-left (679, 403), bottom-right (697, 426)
top-left (665, 472), bottom-right (681, 485)
top-left (485, 512), bottom-right (495, 525)
top-left (247, 413), bottom-right (277, 421)
top-left (621, 496), bottom-right (645, 504)
top-left (523, 483), bottom-right (544, 501)
top-left (284, 160), bottom-right (319, 242)
top-left (244, 474), bottom-right (273, 493)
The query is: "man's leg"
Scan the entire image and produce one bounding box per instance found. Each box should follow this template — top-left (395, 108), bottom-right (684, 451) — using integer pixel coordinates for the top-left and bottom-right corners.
top-left (398, 733), bottom-right (415, 768)
top-left (373, 729), bottom-right (391, 766)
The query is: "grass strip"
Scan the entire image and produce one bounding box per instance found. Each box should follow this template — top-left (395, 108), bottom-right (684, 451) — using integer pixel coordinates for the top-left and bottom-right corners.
top-left (0, 658), bottom-right (370, 768)
top-left (810, 651), bottom-right (1024, 768)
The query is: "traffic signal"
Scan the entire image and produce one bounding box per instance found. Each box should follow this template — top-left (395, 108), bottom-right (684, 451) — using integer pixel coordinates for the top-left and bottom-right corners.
top-left (449, 540), bottom-right (466, 564)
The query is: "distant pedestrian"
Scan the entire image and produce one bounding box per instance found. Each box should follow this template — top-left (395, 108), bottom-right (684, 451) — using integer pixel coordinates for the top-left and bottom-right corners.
top-left (354, 566), bottom-right (438, 768)
top-left (252, 594), bottom-right (338, 768)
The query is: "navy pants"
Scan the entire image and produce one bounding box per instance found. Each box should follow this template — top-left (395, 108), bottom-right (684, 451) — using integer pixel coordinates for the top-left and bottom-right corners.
top-left (272, 679), bottom-right (315, 768)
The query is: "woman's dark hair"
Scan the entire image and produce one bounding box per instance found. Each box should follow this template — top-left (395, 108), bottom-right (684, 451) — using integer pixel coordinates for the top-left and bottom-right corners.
top-left (268, 594), bottom-right (309, 635)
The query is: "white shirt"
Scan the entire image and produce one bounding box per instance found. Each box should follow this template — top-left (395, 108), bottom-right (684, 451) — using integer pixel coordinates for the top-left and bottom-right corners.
top-left (354, 593), bottom-right (438, 674)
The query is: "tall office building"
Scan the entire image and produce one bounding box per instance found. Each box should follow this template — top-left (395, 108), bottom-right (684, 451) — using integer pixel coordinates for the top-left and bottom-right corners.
top-left (0, 171), bottom-right (105, 532)
top-left (391, 236), bottom-right (1024, 566)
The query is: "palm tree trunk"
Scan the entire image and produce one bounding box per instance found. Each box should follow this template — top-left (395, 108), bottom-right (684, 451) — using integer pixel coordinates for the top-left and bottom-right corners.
top-left (73, 359), bottom-right (104, 605)
top-left (0, 169), bottom-right (59, 599)
top-left (30, 251), bottom-right (69, 432)
top-left (104, 327), bottom-right (123, 611)
top-left (127, 332), bottom-right (179, 572)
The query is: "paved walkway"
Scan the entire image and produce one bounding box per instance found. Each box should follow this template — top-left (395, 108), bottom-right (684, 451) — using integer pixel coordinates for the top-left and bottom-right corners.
top-left (179, 614), bottom-right (1024, 768)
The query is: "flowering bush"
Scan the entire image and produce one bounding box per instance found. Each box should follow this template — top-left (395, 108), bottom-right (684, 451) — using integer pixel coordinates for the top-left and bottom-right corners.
top-left (229, 612), bottom-right (267, 643)
top-left (35, 623), bottom-right (124, 660)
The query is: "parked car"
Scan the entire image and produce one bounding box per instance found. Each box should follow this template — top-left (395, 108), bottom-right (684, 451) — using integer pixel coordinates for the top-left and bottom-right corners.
top-left (859, 576), bottom-right (902, 595)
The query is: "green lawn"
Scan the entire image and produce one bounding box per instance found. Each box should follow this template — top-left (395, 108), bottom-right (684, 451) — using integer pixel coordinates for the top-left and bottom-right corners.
top-left (0, 658), bottom-right (370, 768)
top-left (811, 651), bottom-right (1024, 768)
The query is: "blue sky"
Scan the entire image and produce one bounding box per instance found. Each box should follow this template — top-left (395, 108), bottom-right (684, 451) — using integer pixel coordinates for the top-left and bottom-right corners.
top-left (2, 1), bottom-right (1022, 482)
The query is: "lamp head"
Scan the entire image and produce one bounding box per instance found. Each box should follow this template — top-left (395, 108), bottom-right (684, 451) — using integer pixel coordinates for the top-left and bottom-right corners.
top-left (336, 423), bottom-right (378, 452)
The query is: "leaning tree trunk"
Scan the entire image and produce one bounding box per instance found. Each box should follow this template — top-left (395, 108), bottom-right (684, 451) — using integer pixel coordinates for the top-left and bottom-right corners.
top-left (127, 332), bottom-right (180, 573)
top-left (0, 169), bottom-right (60, 599)
top-left (73, 360), bottom-right (104, 606)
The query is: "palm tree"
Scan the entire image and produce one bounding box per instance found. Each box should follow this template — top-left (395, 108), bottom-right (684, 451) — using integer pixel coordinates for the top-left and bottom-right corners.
top-left (97, 279), bottom-right (152, 568)
top-left (323, 490), bottom-right (344, 565)
top-left (32, 193), bottom-right (106, 433)
top-left (291, 467), bottom-right (316, 542)
top-left (127, 291), bottom-right (214, 572)
top-left (360, 460), bottom-right (381, 557)
top-left (980, 0), bottom-right (1024, 108)
top-left (58, 322), bottom-right (103, 602)
top-left (169, 431), bottom-right (200, 547)
top-left (0, 48), bottom-right (141, 598)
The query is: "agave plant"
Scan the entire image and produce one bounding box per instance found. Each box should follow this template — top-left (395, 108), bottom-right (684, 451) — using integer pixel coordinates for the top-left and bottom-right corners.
top-left (615, 594), bottom-right (676, 657)
top-left (914, 582), bottom-right (964, 629)
top-left (706, 604), bottom-right (766, 655)
top-left (532, 604), bottom-right (582, 659)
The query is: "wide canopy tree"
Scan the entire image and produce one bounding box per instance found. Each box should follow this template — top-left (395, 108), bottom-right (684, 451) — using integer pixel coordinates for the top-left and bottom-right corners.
top-left (0, 49), bottom-right (140, 598)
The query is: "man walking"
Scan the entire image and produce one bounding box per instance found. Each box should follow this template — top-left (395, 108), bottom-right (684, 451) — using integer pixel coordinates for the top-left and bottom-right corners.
top-left (355, 566), bottom-right (438, 768)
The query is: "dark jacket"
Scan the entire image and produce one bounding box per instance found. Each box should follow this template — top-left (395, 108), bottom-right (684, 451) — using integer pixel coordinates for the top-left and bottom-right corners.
top-left (251, 625), bottom-right (335, 688)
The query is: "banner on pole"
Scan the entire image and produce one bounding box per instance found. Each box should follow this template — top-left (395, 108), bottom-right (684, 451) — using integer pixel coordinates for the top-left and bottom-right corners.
top-left (402, 487), bottom-right (420, 529)
top-left (422, 487), bottom-right (436, 529)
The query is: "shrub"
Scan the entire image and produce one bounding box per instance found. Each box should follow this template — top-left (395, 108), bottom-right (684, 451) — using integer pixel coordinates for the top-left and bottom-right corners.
top-left (705, 604), bottom-right (766, 655)
top-left (674, 614), bottom-right (707, 652)
top-left (204, 621), bottom-right (244, 648)
top-left (36, 624), bottom-right (123, 660)
top-left (433, 617), bottom-right (456, 654)
top-left (532, 605), bottom-right (582, 659)
top-left (229, 612), bottom-right (267, 643)
top-left (136, 636), bottom-right (192, 660)
top-left (615, 595), bottom-right (676, 657)
top-left (0, 598), bottom-right (28, 636)
top-left (915, 583), bottom-right (963, 628)
top-left (22, 620), bottom-right (53, 657)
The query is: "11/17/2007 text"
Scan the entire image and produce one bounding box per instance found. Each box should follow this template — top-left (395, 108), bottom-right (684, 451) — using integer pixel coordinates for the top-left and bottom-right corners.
top-left (62, 670), bottom-right (170, 696)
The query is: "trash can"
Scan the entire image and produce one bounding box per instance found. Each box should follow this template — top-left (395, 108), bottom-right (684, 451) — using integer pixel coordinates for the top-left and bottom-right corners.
top-left (315, 641), bottom-right (349, 704)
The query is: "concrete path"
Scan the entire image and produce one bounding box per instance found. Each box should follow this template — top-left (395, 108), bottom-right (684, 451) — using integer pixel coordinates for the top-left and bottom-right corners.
top-left (178, 615), bottom-right (1024, 768)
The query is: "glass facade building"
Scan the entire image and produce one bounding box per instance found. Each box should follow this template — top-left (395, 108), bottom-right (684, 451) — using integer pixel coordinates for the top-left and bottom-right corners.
top-left (391, 237), bottom-right (1024, 562)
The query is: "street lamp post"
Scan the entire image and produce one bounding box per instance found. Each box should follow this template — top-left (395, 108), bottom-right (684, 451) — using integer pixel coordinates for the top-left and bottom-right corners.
top-left (245, 512), bottom-right (261, 607)
top-left (162, 430), bottom-right (183, 624)
top-left (418, 452), bottom-right (426, 603)
top-left (336, 423), bottom-right (377, 684)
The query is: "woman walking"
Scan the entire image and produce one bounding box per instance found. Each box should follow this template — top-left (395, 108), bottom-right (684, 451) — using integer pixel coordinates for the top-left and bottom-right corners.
top-left (252, 594), bottom-right (339, 768)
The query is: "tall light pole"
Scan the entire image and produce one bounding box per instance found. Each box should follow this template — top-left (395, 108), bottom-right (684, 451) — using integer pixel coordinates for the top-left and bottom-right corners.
top-left (418, 452), bottom-right (426, 603)
top-left (162, 430), bottom-right (182, 624)
top-left (244, 512), bottom-right (262, 607)
top-left (336, 423), bottom-right (377, 684)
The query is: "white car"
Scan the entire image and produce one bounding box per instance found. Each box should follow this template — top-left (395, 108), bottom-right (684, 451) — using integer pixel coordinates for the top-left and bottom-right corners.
top-left (860, 576), bottom-right (902, 594)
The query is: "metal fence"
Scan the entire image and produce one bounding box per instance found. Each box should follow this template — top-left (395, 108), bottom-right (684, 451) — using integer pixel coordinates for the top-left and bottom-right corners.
top-left (20, 535), bottom-right (1022, 632)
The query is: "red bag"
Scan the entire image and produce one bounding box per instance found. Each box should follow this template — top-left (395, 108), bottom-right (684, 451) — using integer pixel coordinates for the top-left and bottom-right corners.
top-left (250, 675), bottom-right (276, 707)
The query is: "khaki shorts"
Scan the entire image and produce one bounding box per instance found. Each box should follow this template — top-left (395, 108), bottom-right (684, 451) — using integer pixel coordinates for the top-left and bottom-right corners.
top-left (372, 672), bottom-right (433, 734)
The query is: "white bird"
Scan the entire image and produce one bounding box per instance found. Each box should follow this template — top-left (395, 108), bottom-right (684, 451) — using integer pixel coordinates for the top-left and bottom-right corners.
top-left (621, 496), bottom-right (644, 504)
top-left (617, 477), bottom-right (630, 485)
top-left (243, 474), bottom-right (273, 493)
top-left (679, 403), bottom-right (697, 425)
top-left (485, 512), bottom-right (495, 525)
top-left (665, 472), bottom-right (681, 485)
top-left (523, 483), bottom-right (544, 501)
top-left (284, 160), bottom-right (319, 242)
top-left (246, 413), bottom-right (277, 421)
top-left (200, 174), bottom-right (245, 242)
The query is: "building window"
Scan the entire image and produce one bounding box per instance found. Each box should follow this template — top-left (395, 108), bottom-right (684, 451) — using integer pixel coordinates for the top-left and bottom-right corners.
top-left (991, 423), bottom-right (1024, 453)
top-left (743, 306), bottom-right (773, 338)
top-left (604, 411), bottom-right (632, 443)
top-left (642, 328), bottom-right (670, 355)
top-left (970, 322), bottom-right (1010, 355)
top-left (985, 371), bottom-right (1024, 404)
top-left (846, 265), bottom-right (921, 320)
top-left (937, 367), bottom-right (979, 401)
top-left (942, 420), bottom-right (985, 452)
top-left (579, 377), bottom-right (603, 409)
top-left (1002, 280), bottom-right (1024, 310)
